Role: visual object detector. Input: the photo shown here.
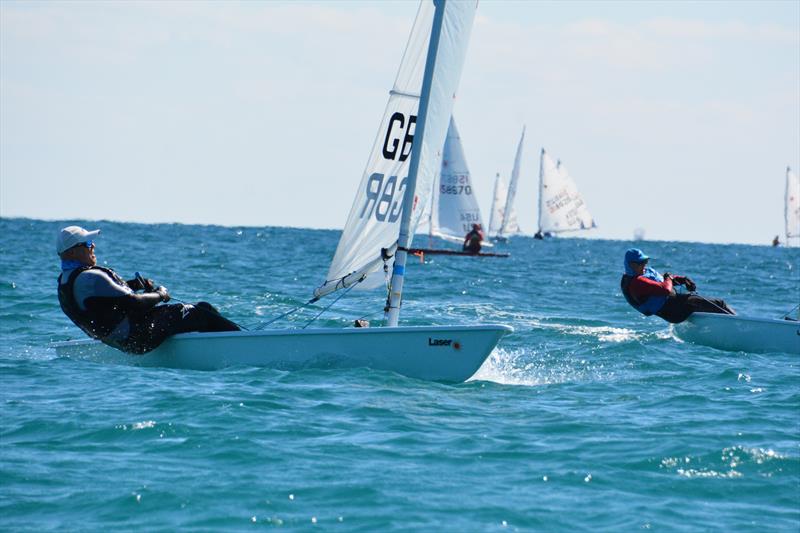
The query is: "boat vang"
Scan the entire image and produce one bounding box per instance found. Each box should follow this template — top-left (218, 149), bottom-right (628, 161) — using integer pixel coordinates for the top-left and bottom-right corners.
top-left (53, 0), bottom-right (513, 382)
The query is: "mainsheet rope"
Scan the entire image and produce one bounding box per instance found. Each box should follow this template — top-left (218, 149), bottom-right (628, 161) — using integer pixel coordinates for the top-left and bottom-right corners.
top-left (250, 299), bottom-right (318, 331)
top-left (251, 247), bottom-right (396, 330)
top-left (301, 284), bottom-right (356, 329)
top-left (781, 303), bottom-right (800, 320)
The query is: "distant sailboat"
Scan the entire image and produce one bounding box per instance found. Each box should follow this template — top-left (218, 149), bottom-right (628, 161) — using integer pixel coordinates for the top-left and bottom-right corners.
top-left (487, 173), bottom-right (516, 240)
top-left (498, 127), bottom-right (526, 240)
top-left (489, 127), bottom-right (525, 241)
top-left (417, 116), bottom-right (507, 257)
top-left (785, 166), bottom-right (799, 247)
top-left (535, 148), bottom-right (596, 238)
top-left (428, 117), bottom-right (484, 244)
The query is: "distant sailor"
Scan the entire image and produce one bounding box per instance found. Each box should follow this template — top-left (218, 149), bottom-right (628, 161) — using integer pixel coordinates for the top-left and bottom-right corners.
top-left (772, 235), bottom-right (780, 247)
top-left (620, 248), bottom-right (735, 324)
top-left (56, 225), bottom-right (239, 354)
top-left (463, 224), bottom-right (483, 254)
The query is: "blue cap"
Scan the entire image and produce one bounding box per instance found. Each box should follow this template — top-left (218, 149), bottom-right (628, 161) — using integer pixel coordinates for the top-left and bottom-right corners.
top-left (625, 248), bottom-right (649, 264)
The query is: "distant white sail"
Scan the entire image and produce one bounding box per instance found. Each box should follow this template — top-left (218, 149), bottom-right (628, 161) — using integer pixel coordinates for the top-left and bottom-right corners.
top-left (315, 1), bottom-right (476, 299)
top-left (786, 166), bottom-right (800, 246)
top-left (498, 127), bottom-right (525, 237)
top-left (538, 149), bottom-right (596, 234)
top-left (487, 173), bottom-right (520, 237)
top-left (430, 117), bottom-right (484, 243)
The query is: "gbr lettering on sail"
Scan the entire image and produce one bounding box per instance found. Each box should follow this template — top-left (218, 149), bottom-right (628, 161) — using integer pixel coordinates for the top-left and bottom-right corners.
top-left (359, 112), bottom-right (416, 222)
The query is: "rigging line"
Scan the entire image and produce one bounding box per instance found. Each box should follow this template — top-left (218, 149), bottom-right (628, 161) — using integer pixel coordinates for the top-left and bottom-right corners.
top-left (781, 303), bottom-right (800, 319)
top-left (251, 299), bottom-right (317, 330)
top-left (356, 308), bottom-right (383, 322)
top-left (301, 285), bottom-right (355, 330)
top-left (134, 272), bottom-right (248, 331)
top-left (169, 295), bottom-right (249, 331)
top-left (688, 291), bottom-right (734, 315)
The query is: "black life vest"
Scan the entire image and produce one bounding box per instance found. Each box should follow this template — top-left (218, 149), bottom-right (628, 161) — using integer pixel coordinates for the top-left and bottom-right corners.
top-left (57, 266), bottom-right (130, 339)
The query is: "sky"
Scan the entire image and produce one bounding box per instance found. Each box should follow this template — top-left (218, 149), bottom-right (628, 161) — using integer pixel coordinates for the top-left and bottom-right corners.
top-left (1, 0), bottom-right (798, 245)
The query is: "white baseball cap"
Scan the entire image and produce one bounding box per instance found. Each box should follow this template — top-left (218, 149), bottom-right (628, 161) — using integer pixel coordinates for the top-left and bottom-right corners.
top-left (56, 226), bottom-right (100, 255)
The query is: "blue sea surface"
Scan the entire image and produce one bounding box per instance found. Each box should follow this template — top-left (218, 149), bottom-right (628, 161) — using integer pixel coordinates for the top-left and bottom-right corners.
top-left (1, 217), bottom-right (798, 531)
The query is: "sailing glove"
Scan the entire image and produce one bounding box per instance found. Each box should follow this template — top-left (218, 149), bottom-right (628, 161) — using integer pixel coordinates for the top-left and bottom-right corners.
top-left (155, 286), bottom-right (171, 302)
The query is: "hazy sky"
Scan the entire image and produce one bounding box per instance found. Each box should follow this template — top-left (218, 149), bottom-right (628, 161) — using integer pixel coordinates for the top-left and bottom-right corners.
top-left (2, 0), bottom-right (798, 245)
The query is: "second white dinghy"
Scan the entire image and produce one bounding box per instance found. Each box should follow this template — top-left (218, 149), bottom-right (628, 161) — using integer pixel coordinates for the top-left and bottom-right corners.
top-left (54, 0), bottom-right (512, 382)
top-left (673, 312), bottom-right (800, 355)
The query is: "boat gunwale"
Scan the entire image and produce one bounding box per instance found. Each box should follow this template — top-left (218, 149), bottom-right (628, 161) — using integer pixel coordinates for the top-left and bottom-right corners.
top-left (685, 312), bottom-right (799, 327)
top-left (51, 324), bottom-right (514, 348)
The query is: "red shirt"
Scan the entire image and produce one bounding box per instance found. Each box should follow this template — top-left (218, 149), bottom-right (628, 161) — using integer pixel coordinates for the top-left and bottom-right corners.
top-left (628, 275), bottom-right (673, 303)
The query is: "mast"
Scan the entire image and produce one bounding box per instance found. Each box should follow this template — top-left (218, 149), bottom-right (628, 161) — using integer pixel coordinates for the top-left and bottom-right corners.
top-left (428, 172), bottom-right (437, 247)
top-left (488, 172), bottom-right (500, 236)
top-left (787, 166), bottom-right (793, 245)
top-left (385, 0), bottom-right (447, 327)
top-left (538, 148), bottom-right (545, 233)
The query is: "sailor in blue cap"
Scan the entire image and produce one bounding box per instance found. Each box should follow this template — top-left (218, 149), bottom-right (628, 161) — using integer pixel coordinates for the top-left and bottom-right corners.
top-left (620, 248), bottom-right (735, 323)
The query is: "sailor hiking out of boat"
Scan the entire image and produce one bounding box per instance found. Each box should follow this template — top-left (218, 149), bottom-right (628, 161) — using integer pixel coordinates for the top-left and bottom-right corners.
top-left (56, 226), bottom-right (239, 354)
top-left (620, 248), bottom-right (735, 324)
top-left (463, 224), bottom-right (483, 254)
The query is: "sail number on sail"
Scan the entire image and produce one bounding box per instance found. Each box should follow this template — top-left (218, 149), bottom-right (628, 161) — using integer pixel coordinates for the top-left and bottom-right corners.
top-left (382, 112), bottom-right (416, 161)
top-left (360, 174), bottom-right (407, 222)
top-left (359, 112), bottom-right (417, 222)
top-left (440, 173), bottom-right (472, 196)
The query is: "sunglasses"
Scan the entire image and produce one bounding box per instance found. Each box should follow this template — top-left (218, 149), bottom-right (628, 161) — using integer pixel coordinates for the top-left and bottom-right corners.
top-left (75, 240), bottom-right (95, 250)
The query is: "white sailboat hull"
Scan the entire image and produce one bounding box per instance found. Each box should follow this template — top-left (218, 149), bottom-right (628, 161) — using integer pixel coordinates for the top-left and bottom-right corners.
top-left (673, 312), bottom-right (800, 354)
top-left (53, 324), bottom-right (513, 382)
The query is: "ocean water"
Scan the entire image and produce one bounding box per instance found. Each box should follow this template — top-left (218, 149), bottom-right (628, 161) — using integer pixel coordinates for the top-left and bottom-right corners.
top-left (1, 217), bottom-right (798, 531)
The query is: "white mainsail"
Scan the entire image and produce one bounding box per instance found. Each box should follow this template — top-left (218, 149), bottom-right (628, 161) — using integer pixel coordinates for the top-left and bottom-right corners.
top-left (537, 148), bottom-right (596, 234)
top-left (487, 173), bottom-right (520, 238)
top-left (786, 166), bottom-right (800, 246)
top-left (429, 116), bottom-right (484, 243)
top-left (314, 0), bottom-right (476, 302)
top-left (498, 127), bottom-right (525, 238)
